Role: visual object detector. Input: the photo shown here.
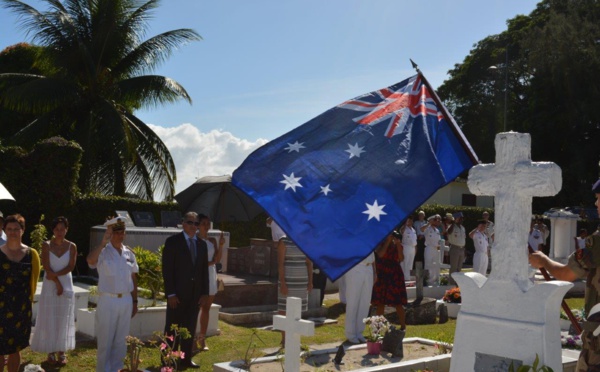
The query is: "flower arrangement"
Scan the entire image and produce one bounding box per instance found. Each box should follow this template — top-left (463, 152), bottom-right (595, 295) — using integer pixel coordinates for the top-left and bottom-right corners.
top-left (124, 335), bottom-right (144, 372)
top-left (362, 315), bottom-right (390, 343)
top-left (150, 324), bottom-right (191, 372)
top-left (561, 334), bottom-right (583, 350)
top-left (439, 274), bottom-right (449, 286)
top-left (442, 287), bottom-right (461, 303)
top-left (560, 308), bottom-right (585, 322)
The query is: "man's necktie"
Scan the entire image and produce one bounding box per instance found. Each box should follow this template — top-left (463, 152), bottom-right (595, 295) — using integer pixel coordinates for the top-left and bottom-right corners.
top-left (188, 237), bottom-right (196, 264)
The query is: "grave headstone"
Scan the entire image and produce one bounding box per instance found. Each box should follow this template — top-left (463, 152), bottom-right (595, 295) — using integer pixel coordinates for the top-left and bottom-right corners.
top-left (132, 211), bottom-right (156, 227)
top-left (273, 297), bottom-right (315, 372)
top-left (451, 132), bottom-right (573, 372)
top-left (474, 352), bottom-right (523, 371)
top-left (438, 303), bottom-right (448, 324)
top-left (414, 261), bottom-right (425, 301)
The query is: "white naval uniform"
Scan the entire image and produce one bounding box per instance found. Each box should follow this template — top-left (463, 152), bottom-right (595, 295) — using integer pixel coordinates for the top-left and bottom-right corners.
top-left (90, 242), bottom-right (139, 372)
top-left (401, 226), bottom-right (417, 281)
top-left (472, 230), bottom-right (489, 275)
top-left (423, 226), bottom-right (441, 286)
top-left (344, 254), bottom-right (375, 342)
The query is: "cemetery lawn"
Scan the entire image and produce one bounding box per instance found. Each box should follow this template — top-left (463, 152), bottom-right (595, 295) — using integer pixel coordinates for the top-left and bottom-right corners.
top-left (19, 297), bottom-right (584, 372)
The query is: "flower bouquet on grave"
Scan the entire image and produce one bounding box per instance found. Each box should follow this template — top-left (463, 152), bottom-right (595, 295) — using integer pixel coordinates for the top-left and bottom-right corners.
top-left (560, 308), bottom-right (585, 322)
top-left (442, 287), bottom-right (461, 303)
top-left (150, 324), bottom-right (191, 372)
top-left (363, 315), bottom-right (390, 343)
top-left (561, 334), bottom-right (583, 350)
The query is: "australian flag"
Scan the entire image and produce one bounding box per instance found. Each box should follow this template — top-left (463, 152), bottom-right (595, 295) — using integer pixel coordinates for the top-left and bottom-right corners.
top-left (232, 74), bottom-right (478, 281)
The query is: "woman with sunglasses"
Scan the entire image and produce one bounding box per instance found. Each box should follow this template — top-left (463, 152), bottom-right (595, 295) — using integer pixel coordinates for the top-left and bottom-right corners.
top-left (0, 214), bottom-right (41, 372)
top-left (31, 216), bottom-right (77, 366)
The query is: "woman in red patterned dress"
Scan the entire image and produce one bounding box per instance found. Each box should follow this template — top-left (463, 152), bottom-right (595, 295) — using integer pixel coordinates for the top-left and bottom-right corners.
top-left (371, 233), bottom-right (407, 330)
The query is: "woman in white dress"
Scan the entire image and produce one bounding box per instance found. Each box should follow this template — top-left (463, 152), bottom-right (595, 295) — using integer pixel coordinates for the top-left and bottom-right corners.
top-left (31, 217), bottom-right (77, 366)
top-left (196, 214), bottom-right (224, 351)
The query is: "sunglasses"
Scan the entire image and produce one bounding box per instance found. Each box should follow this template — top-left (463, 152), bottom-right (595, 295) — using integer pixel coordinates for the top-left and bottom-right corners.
top-left (184, 220), bottom-right (200, 226)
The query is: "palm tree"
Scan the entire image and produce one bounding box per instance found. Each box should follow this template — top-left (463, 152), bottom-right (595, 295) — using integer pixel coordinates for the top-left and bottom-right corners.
top-left (0, 0), bottom-right (201, 200)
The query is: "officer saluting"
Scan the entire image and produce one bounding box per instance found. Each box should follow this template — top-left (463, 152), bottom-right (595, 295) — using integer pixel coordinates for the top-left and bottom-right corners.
top-left (87, 217), bottom-right (139, 372)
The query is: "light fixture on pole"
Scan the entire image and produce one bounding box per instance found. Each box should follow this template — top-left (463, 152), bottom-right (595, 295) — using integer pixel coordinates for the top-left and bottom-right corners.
top-left (488, 49), bottom-right (509, 132)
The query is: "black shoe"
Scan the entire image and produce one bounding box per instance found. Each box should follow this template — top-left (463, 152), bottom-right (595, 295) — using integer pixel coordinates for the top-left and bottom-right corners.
top-left (181, 360), bottom-right (200, 369)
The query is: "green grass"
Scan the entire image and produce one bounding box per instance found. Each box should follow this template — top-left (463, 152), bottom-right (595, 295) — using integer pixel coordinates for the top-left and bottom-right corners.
top-left (18, 296), bottom-right (581, 371)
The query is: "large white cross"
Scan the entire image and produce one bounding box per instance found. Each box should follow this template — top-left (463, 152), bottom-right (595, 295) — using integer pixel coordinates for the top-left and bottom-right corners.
top-left (468, 132), bottom-right (561, 289)
top-left (273, 297), bottom-right (315, 371)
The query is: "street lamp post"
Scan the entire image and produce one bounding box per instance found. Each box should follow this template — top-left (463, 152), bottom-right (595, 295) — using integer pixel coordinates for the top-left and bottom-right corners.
top-left (488, 49), bottom-right (509, 132)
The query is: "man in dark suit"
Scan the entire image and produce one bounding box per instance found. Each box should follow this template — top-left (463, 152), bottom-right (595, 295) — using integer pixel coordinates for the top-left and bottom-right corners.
top-left (162, 211), bottom-right (209, 369)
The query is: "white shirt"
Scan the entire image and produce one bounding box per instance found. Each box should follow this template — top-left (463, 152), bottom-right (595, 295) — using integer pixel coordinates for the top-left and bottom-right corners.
top-left (91, 242), bottom-right (139, 294)
top-left (528, 229), bottom-right (544, 251)
top-left (448, 224), bottom-right (466, 246)
top-left (484, 220), bottom-right (495, 241)
top-left (472, 230), bottom-right (489, 253)
top-left (424, 225), bottom-right (441, 247)
top-left (268, 220), bottom-right (286, 241)
top-left (402, 226), bottom-right (417, 247)
top-left (414, 220), bottom-right (426, 237)
top-left (203, 238), bottom-right (215, 261)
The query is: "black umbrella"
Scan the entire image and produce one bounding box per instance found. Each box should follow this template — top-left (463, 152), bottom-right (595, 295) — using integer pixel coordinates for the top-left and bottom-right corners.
top-left (174, 175), bottom-right (264, 223)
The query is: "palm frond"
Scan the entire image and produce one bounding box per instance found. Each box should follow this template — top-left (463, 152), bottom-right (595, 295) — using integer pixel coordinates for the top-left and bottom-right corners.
top-left (116, 75), bottom-right (192, 108)
top-left (115, 29), bottom-right (201, 76)
top-left (0, 73), bottom-right (80, 113)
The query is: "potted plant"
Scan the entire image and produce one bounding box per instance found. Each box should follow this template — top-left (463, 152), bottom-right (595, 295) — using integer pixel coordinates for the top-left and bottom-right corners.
top-left (442, 287), bottom-right (461, 318)
top-left (121, 335), bottom-right (144, 372)
top-left (150, 324), bottom-right (191, 372)
top-left (362, 315), bottom-right (390, 355)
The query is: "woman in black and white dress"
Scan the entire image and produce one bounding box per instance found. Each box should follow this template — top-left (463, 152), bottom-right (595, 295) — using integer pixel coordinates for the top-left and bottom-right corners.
top-left (196, 214), bottom-right (224, 351)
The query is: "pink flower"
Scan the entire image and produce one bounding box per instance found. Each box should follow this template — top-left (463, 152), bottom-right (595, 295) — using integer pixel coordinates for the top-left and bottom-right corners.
top-left (160, 343), bottom-right (167, 351)
top-left (166, 335), bottom-right (174, 342)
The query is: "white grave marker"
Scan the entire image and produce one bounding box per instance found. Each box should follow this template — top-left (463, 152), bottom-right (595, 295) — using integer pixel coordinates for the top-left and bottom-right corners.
top-left (273, 297), bottom-right (315, 372)
top-left (451, 132), bottom-right (573, 371)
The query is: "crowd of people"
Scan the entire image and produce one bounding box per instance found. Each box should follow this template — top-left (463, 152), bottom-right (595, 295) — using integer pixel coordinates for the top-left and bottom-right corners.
top-left (3, 187), bottom-right (600, 370)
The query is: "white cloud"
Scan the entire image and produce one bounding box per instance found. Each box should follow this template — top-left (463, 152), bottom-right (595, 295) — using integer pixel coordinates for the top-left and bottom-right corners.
top-left (148, 123), bottom-right (268, 194)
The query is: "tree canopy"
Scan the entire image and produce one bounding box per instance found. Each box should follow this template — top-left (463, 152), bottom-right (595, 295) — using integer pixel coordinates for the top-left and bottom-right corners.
top-left (438, 0), bottom-right (600, 212)
top-left (0, 0), bottom-right (201, 200)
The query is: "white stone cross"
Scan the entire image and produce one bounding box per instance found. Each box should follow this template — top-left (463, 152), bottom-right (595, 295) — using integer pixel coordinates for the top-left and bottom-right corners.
top-left (273, 297), bottom-right (315, 372)
top-left (468, 132), bottom-right (561, 289)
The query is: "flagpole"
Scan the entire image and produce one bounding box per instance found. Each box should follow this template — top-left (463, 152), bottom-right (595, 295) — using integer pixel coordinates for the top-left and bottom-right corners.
top-left (410, 60), bottom-right (479, 165)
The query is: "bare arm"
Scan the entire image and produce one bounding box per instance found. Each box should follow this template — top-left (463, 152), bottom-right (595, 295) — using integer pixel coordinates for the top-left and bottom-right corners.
top-left (131, 272), bottom-right (138, 317)
top-left (528, 251), bottom-right (578, 282)
top-left (53, 243), bottom-right (77, 276)
top-left (375, 235), bottom-right (393, 258)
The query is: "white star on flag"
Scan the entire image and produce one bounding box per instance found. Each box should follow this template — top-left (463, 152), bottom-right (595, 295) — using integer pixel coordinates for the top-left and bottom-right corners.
top-left (346, 143), bottom-right (365, 158)
top-left (320, 184), bottom-right (332, 196)
top-left (280, 172), bottom-right (303, 192)
top-left (363, 200), bottom-right (387, 221)
top-left (284, 141), bottom-right (306, 153)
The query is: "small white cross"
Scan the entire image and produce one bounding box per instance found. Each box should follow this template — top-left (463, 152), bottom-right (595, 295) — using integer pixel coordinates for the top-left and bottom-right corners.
top-left (468, 132), bottom-right (561, 289)
top-left (273, 297), bottom-right (315, 371)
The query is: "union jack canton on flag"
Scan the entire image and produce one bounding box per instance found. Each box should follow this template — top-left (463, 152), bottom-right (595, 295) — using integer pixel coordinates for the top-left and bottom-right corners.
top-left (232, 74), bottom-right (478, 281)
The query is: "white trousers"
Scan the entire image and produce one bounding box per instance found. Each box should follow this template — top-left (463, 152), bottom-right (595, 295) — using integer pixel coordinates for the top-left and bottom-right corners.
top-left (473, 251), bottom-right (489, 276)
top-left (95, 295), bottom-right (133, 372)
top-left (337, 274), bottom-right (347, 304)
top-left (344, 264), bottom-right (373, 341)
top-left (424, 246), bottom-right (440, 286)
top-left (401, 245), bottom-right (416, 281)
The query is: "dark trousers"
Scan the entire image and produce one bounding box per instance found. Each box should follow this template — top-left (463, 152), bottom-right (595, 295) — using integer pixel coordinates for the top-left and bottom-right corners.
top-left (312, 270), bottom-right (328, 306)
top-left (165, 296), bottom-right (200, 359)
top-left (415, 237), bottom-right (426, 270)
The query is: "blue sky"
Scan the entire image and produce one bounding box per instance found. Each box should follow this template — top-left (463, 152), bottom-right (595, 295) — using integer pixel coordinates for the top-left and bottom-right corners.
top-left (0, 0), bottom-right (539, 195)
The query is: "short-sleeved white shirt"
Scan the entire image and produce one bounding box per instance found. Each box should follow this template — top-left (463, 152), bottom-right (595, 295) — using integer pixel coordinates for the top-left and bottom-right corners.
top-left (402, 226), bottom-right (417, 247)
top-left (424, 226), bottom-right (441, 247)
top-left (91, 242), bottom-right (139, 294)
top-left (268, 220), bottom-right (286, 242)
top-left (472, 230), bottom-right (489, 253)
